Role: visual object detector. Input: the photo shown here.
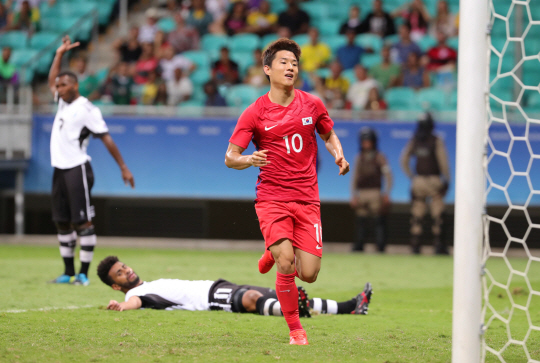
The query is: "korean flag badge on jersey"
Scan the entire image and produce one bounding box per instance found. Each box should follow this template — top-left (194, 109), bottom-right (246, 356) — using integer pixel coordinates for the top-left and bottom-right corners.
top-left (302, 117), bottom-right (313, 126)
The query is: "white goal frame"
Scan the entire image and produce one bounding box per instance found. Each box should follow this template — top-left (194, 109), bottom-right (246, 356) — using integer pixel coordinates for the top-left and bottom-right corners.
top-left (452, 0), bottom-right (489, 362)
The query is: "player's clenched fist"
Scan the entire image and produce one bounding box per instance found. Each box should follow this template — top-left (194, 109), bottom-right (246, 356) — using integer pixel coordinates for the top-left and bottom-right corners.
top-left (249, 150), bottom-right (270, 167)
top-left (107, 300), bottom-right (124, 311)
top-left (335, 156), bottom-right (350, 176)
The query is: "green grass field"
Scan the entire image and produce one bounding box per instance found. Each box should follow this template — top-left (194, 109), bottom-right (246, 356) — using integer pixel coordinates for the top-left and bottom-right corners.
top-left (0, 245), bottom-right (537, 362)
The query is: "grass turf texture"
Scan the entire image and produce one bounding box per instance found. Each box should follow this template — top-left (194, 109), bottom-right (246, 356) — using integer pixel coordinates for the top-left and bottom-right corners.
top-left (0, 245), bottom-right (538, 362)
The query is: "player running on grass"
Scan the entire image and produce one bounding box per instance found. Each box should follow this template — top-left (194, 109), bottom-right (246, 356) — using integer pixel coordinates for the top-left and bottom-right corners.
top-left (48, 36), bottom-right (134, 286)
top-left (224, 38), bottom-right (350, 345)
top-left (97, 256), bottom-right (372, 317)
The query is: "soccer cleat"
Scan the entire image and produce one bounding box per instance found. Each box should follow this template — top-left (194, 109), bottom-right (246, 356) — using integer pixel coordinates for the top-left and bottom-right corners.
top-left (297, 286), bottom-right (311, 318)
top-left (289, 329), bottom-right (309, 345)
top-left (73, 273), bottom-right (90, 286)
top-left (352, 282), bottom-right (373, 315)
top-left (48, 274), bottom-right (74, 284)
top-left (258, 249), bottom-right (275, 274)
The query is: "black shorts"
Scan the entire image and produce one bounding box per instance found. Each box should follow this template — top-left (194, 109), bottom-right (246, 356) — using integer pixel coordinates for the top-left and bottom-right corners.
top-left (52, 161), bottom-right (95, 225)
top-left (208, 279), bottom-right (275, 313)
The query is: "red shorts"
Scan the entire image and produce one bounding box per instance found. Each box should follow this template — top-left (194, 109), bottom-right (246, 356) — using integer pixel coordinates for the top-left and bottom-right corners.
top-left (255, 201), bottom-right (323, 258)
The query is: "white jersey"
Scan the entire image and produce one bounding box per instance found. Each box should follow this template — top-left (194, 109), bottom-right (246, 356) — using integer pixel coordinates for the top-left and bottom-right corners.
top-left (50, 96), bottom-right (109, 169)
top-left (125, 279), bottom-right (215, 311)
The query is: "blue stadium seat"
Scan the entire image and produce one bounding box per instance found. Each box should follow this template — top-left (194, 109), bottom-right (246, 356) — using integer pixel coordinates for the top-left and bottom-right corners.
top-left (29, 32), bottom-right (61, 74)
top-left (229, 34), bottom-right (261, 52)
top-left (190, 69), bottom-right (211, 86)
top-left (417, 35), bottom-right (437, 52)
top-left (226, 84), bottom-right (260, 108)
top-left (230, 50), bottom-right (255, 77)
top-left (267, 0), bottom-right (287, 14)
top-left (0, 31), bottom-right (28, 50)
top-left (360, 53), bottom-right (382, 69)
top-left (182, 50), bottom-right (211, 68)
top-left (447, 37), bottom-right (459, 50)
top-left (447, 91), bottom-right (458, 111)
top-left (201, 34), bottom-right (229, 52)
top-left (416, 87), bottom-right (447, 111)
top-left (385, 87), bottom-right (418, 110)
top-left (291, 34), bottom-right (309, 46)
top-left (355, 34), bottom-right (384, 52)
top-left (157, 17), bottom-right (176, 33)
top-left (261, 33), bottom-right (279, 48)
top-left (321, 35), bottom-right (346, 54)
top-left (342, 68), bottom-right (356, 84)
top-left (316, 19), bottom-right (341, 36)
top-left (384, 34), bottom-right (400, 46)
top-left (316, 67), bottom-right (331, 79)
top-left (10, 49), bottom-right (39, 84)
top-left (526, 92), bottom-right (540, 110)
top-left (299, 2), bottom-right (329, 20)
top-left (40, 17), bottom-right (80, 41)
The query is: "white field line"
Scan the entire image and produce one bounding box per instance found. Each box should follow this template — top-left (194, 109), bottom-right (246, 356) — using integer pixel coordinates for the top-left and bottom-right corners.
top-left (1, 304), bottom-right (96, 314)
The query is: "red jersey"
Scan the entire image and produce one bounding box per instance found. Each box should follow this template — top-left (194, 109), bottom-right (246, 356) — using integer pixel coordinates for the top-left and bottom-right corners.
top-left (229, 89), bottom-right (334, 204)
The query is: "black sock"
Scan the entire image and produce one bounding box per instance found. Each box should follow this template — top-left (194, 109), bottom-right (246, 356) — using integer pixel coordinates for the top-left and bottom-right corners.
top-left (79, 262), bottom-right (90, 276)
top-left (255, 294), bottom-right (282, 316)
top-left (63, 257), bottom-right (75, 276)
top-left (337, 299), bottom-right (357, 314)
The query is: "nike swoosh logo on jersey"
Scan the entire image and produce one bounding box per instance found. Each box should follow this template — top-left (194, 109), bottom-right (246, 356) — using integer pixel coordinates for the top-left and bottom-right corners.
top-left (265, 125), bottom-right (277, 131)
top-left (316, 246), bottom-right (323, 250)
top-left (279, 290), bottom-right (291, 293)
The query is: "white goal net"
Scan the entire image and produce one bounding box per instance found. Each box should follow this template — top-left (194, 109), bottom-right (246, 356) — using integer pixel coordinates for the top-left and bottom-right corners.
top-left (483, 0), bottom-right (540, 361)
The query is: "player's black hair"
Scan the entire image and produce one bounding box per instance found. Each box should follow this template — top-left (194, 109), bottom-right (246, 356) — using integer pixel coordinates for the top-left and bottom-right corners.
top-left (97, 256), bottom-right (119, 286)
top-left (57, 70), bottom-right (78, 84)
top-left (262, 38), bottom-right (301, 81)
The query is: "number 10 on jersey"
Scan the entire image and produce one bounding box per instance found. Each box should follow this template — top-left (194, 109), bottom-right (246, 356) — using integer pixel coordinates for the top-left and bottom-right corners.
top-left (283, 134), bottom-right (303, 153)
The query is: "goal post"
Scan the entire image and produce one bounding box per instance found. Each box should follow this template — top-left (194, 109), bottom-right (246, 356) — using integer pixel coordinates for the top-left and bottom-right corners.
top-left (452, 0), bottom-right (489, 362)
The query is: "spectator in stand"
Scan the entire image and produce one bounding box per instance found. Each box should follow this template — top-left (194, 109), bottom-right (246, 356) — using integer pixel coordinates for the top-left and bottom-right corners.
top-left (204, 80), bottom-right (227, 107)
top-left (206, 0), bottom-right (229, 25)
top-left (7, 0), bottom-right (35, 32)
top-left (0, 47), bottom-right (18, 85)
top-left (141, 70), bottom-right (162, 105)
top-left (426, 30), bottom-right (457, 71)
top-left (337, 28), bottom-right (366, 70)
top-left (114, 27), bottom-right (142, 64)
top-left (159, 45), bottom-right (195, 82)
top-left (364, 87), bottom-right (387, 110)
top-left (244, 49), bottom-right (268, 87)
top-left (324, 61), bottom-right (349, 109)
top-left (369, 45), bottom-right (400, 89)
top-left (134, 43), bottom-right (159, 85)
top-left (340, 5), bottom-right (362, 35)
top-left (223, 2), bottom-right (248, 35)
top-left (346, 64), bottom-right (380, 110)
top-left (167, 12), bottom-right (200, 54)
top-left (359, 0), bottom-right (395, 38)
top-left (212, 47), bottom-right (240, 86)
top-left (301, 27), bottom-right (331, 73)
top-left (247, 0), bottom-right (278, 36)
top-left (139, 8), bottom-right (160, 44)
top-left (395, 52), bottom-right (430, 89)
top-left (102, 62), bottom-right (134, 105)
top-left (392, 0), bottom-right (430, 42)
top-left (0, 3), bottom-right (9, 31)
top-left (277, 0), bottom-right (310, 36)
top-left (73, 57), bottom-right (98, 99)
top-left (8, 0), bottom-right (55, 10)
top-left (429, 0), bottom-right (457, 38)
top-left (391, 23), bottom-right (422, 65)
top-left (186, 0), bottom-right (214, 36)
top-left (166, 67), bottom-right (193, 105)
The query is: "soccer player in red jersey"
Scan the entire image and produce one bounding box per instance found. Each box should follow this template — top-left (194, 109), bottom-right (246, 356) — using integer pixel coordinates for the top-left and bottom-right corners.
top-left (225, 39), bottom-right (350, 345)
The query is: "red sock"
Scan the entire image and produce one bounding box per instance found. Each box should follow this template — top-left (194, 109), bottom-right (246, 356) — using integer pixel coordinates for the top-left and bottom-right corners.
top-left (276, 272), bottom-right (303, 332)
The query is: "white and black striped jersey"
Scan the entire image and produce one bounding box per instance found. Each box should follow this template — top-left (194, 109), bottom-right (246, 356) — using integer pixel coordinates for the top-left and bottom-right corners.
top-left (50, 96), bottom-right (109, 169)
top-left (125, 279), bottom-right (215, 311)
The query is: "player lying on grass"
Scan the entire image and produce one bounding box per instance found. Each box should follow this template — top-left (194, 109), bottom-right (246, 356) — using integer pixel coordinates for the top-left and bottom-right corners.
top-left (97, 256), bottom-right (372, 317)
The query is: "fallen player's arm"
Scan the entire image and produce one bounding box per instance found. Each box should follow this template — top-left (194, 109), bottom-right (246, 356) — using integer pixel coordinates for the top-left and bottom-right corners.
top-left (319, 129), bottom-right (350, 176)
top-left (107, 296), bottom-right (142, 311)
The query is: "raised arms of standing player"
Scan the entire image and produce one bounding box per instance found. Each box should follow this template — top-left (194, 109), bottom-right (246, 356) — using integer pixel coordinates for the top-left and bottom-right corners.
top-left (48, 36), bottom-right (80, 95)
top-left (319, 129), bottom-right (350, 175)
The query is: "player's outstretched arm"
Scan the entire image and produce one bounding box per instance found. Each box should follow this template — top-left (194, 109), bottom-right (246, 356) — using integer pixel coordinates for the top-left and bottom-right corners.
top-left (48, 35), bottom-right (80, 95)
top-left (320, 129), bottom-right (350, 176)
top-left (99, 134), bottom-right (135, 188)
top-left (107, 296), bottom-right (142, 311)
top-left (225, 142), bottom-right (270, 170)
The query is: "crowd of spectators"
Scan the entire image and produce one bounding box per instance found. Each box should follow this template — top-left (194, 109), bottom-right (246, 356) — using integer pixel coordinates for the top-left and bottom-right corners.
top-left (0, 0), bottom-right (460, 110)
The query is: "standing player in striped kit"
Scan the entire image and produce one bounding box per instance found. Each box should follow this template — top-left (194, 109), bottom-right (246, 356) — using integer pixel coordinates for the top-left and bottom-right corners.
top-left (48, 36), bottom-right (135, 285)
top-left (225, 39), bottom-right (352, 345)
